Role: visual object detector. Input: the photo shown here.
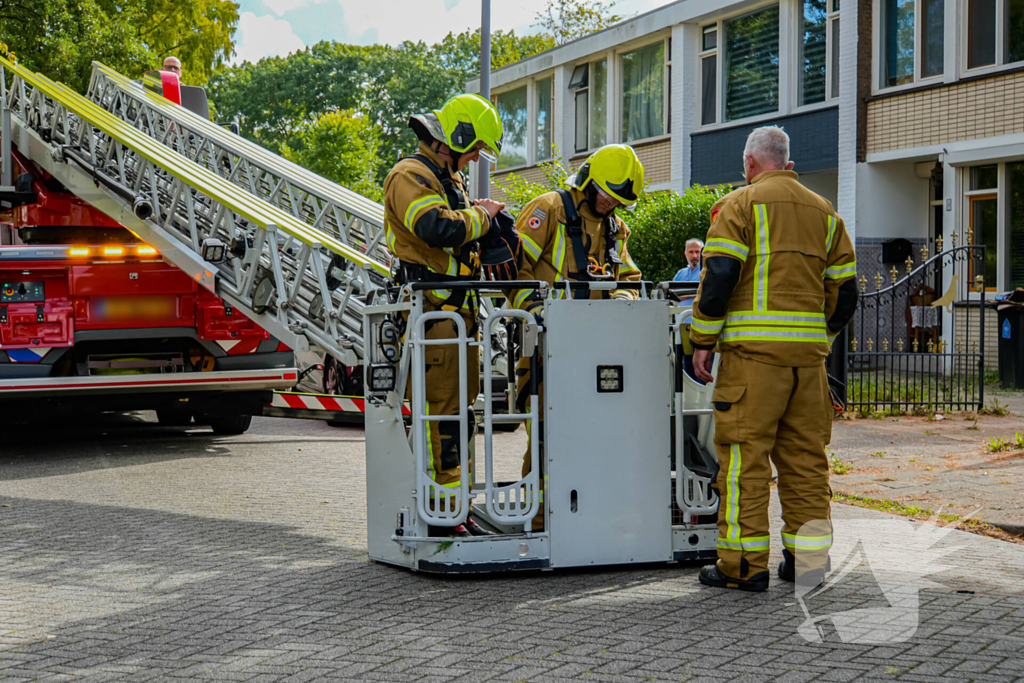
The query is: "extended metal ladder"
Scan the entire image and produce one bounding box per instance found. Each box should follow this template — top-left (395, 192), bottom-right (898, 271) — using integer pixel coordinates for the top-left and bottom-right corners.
top-left (1, 55), bottom-right (387, 365)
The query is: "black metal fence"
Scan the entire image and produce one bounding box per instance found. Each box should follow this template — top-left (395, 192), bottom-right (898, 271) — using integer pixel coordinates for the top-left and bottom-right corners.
top-left (842, 244), bottom-right (986, 414)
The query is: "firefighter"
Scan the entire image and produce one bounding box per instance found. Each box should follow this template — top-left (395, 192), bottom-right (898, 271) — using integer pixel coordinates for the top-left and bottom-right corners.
top-left (689, 126), bottom-right (858, 592)
top-left (508, 144), bottom-right (645, 530)
top-left (384, 93), bottom-right (518, 538)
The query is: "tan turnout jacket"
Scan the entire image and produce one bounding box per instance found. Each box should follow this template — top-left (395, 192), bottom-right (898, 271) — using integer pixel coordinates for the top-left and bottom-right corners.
top-left (689, 170), bottom-right (857, 366)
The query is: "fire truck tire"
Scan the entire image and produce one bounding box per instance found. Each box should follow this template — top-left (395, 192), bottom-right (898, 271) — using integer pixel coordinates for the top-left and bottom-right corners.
top-left (209, 414), bottom-right (253, 435)
top-left (156, 409), bottom-right (193, 426)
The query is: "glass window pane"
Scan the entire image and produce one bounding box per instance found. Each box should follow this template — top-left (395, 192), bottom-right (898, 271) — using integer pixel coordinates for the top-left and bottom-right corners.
top-left (1006, 0), bottom-right (1024, 64)
top-left (800, 0), bottom-right (827, 105)
top-left (701, 55), bottom-right (717, 125)
top-left (972, 197), bottom-right (998, 284)
top-left (881, 0), bottom-right (915, 88)
top-left (969, 0), bottom-right (997, 68)
top-left (536, 77), bottom-right (553, 161)
top-left (1009, 162), bottom-right (1024, 289)
top-left (575, 90), bottom-right (589, 154)
top-left (495, 86), bottom-right (528, 169)
top-left (921, 0), bottom-right (944, 77)
top-left (569, 64), bottom-right (588, 89)
top-left (590, 59), bottom-right (607, 149)
top-left (703, 26), bottom-right (717, 51)
top-left (725, 5), bottom-right (780, 122)
top-left (621, 42), bottom-right (665, 141)
top-left (830, 17), bottom-right (841, 98)
top-left (832, 0), bottom-right (840, 10)
top-left (971, 165), bottom-right (998, 190)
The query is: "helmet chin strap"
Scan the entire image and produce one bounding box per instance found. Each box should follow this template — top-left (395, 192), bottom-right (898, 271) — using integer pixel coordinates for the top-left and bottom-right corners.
top-left (431, 140), bottom-right (462, 171)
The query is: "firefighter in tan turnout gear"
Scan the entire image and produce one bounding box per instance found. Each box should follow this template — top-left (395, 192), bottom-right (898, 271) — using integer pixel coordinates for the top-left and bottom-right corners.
top-left (508, 144), bottom-right (645, 529)
top-left (689, 127), bottom-right (858, 592)
top-left (384, 93), bottom-right (519, 538)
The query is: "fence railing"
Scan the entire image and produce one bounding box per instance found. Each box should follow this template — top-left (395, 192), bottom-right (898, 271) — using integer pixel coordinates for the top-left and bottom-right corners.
top-left (843, 243), bottom-right (986, 414)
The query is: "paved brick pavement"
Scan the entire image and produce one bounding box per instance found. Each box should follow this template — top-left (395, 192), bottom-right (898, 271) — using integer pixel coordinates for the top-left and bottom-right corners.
top-left (830, 389), bottom-right (1024, 534)
top-left (1, 413), bottom-right (1023, 682)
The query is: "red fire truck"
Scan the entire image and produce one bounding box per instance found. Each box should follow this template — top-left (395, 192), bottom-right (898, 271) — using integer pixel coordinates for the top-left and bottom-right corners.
top-left (0, 149), bottom-right (298, 434)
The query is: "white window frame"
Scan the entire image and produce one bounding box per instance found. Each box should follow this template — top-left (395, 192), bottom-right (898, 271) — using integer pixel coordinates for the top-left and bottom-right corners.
top-left (570, 60), bottom-right (594, 155)
top-left (493, 73), bottom-right (554, 171)
top-left (872, 0), bottom-right (945, 95)
top-left (617, 36), bottom-right (672, 145)
top-left (961, 161), bottom-right (1021, 291)
top-left (793, 0), bottom-right (842, 108)
top-left (533, 74), bottom-right (555, 164)
top-left (961, 0), bottom-right (1024, 77)
top-left (698, 24), bottom-right (719, 126)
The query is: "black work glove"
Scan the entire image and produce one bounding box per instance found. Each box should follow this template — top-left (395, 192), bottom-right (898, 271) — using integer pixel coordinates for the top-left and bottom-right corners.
top-left (479, 209), bottom-right (522, 282)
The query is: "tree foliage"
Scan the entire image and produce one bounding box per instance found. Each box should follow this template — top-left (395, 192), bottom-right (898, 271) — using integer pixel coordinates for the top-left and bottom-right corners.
top-left (0, 0), bottom-right (238, 92)
top-left (281, 110), bottom-right (382, 201)
top-left (208, 28), bottom-right (553, 185)
top-left (534, 0), bottom-right (624, 45)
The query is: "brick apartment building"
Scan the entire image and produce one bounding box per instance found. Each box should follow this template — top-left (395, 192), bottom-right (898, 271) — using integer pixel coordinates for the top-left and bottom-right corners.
top-left (468, 0), bottom-right (1024, 363)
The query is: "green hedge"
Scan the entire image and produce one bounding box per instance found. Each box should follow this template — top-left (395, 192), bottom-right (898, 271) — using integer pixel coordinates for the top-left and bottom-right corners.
top-left (624, 185), bottom-right (732, 283)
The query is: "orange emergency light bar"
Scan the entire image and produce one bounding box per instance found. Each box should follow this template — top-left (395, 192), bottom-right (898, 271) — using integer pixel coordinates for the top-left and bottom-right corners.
top-left (66, 246), bottom-right (159, 259)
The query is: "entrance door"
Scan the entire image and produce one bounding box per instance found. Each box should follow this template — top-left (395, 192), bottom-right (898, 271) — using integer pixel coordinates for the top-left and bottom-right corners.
top-left (970, 194), bottom-right (997, 290)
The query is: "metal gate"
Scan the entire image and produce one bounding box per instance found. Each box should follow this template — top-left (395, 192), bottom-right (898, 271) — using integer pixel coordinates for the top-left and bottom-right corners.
top-left (843, 241), bottom-right (987, 414)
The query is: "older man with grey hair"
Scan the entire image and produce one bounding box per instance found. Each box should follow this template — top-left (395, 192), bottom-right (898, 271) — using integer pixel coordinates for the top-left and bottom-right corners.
top-left (688, 125), bottom-right (859, 592)
top-left (673, 238), bottom-right (704, 282)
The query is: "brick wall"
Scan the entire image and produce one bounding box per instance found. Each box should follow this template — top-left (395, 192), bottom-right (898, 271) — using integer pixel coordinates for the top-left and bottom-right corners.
top-left (866, 71), bottom-right (1024, 154)
top-left (633, 139), bottom-right (672, 185)
top-left (490, 164), bottom-right (552, 203)
top-left (955, 306), bottom-right (1000, 371)
top-left (856, 0), bottom-right (872, 163)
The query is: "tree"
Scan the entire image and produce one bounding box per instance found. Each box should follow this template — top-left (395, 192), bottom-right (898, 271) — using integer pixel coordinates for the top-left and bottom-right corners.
top-left (0, 0), bottom-right (238, 92)
top-left (534, 0), bottom-right (624, 45)
top-left (281, 110), bottom-right (383, 201)
top-left (207, 28), bottom-right (553, 185)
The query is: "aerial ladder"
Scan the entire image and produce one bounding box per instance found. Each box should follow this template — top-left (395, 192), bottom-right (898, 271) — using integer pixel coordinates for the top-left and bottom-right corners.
top-left (1, 56), bottom-right (393, 422)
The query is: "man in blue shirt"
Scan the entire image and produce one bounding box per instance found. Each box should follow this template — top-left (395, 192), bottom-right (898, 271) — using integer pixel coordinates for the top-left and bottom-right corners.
top-left (673, 238), bottom-right (704, 282)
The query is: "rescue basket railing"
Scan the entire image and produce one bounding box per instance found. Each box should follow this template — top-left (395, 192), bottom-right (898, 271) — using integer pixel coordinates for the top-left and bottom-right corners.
top-left (403, 281), bottom-right (545, 531)
top-left (482, 308), bottom-right (541, 527)
top-left (659, 281), bottom-right (721, 519)
top-left (0, 55), bottom-right (386, 365)
top-left (410, 305), bottom-right (472, 527)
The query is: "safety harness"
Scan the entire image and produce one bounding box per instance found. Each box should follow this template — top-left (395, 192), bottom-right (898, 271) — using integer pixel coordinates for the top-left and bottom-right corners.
top-left (395, 153), bottom-right (480, 331)
top-left (555, 189), bottom-right (622, 300)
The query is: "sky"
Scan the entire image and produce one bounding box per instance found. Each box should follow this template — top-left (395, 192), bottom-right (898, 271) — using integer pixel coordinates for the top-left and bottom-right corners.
top-left (230, 0), bottom-right (679, 65)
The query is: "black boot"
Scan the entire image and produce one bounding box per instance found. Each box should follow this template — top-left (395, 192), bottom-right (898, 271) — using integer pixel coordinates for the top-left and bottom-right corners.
top-left (778, 549), bottom-right (831, 586)
top-left (464, 515), bottom-right (495, 536)
top-left (698, 564), bottom-right (769, 592)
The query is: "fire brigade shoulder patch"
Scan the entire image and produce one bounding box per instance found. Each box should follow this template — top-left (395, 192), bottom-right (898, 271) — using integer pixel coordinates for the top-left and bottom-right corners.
top-left (710, 207), bottom-right (721, 224)
top-left (414, 175), bottom-right (433, 188)
top-left (527, 207), bottom-right (546, 229)
top-left (527, 216), bottom-right (542, 229)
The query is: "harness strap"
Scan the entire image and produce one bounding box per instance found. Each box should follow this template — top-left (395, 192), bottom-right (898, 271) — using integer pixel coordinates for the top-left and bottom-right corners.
top-left (556, 189), bottom-right (592, 300)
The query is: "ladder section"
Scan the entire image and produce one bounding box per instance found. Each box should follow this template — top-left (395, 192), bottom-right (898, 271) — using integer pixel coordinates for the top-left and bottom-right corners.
top-left (1, 56), bottom-right (386, 365)
top-left (86, 62), bottom-right (392, 273)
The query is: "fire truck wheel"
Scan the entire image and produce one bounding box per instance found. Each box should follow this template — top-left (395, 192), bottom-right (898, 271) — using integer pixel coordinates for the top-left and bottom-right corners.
top-left (156, 408), bottom-right (193, 426)
top-left (209, 414), bottom-right (253, 435)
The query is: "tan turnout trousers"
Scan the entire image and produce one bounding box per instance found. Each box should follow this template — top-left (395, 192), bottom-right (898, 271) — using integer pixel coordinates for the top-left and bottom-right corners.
top-left (712, 352), bottom-right (833, 579)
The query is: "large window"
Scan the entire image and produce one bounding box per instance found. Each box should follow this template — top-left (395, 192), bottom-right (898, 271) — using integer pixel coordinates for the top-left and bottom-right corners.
top-left (799, 0), bottom-right (841, 105)
top-left (536, 76), bottom-right (553, 161)
top-left (967, 0), bottom-right (1024, 70)
top-left (495, 86), bottom-right (527, 169)
top-left (621, 41), bottom-right (665, 142)
top-left (725, 5), bottom-right (780, 122)
top-left (700, 25), bottom-right (718, 125)
top-left (1010, 162), bottom-right (1024, 289)
top-left (880, 0), bottom-right (944, 88)
top-left (963, 162), bottom-right (1024, 291)
top-left (570, 59), bottom-right (607, 154)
